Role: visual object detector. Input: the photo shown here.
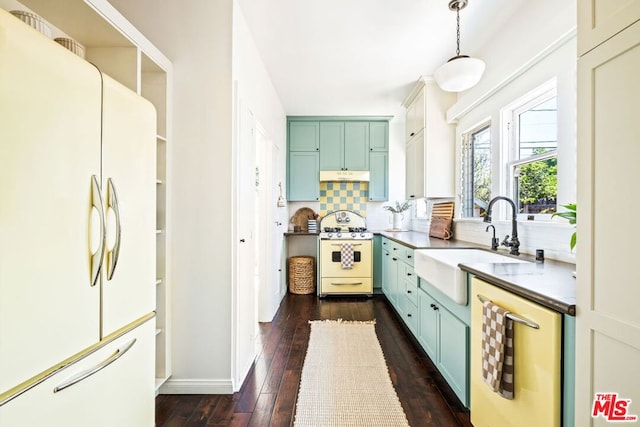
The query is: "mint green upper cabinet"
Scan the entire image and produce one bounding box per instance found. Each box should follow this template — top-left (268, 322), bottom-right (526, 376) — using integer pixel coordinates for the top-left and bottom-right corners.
top-left (288, 121), bottom-right (320, 200)
top-left (289, 121), bottom-right (319, 151)
top-left (288, 151), bottom-right (319, 201)
top-left (369, 122), bottom-right (388, 201)
top-left (319, 121), bottom-right (369, 171)
top-left (287, 117), bottom-right (389, 201)
top-left (343, 122), bottom-right (369, 170)
top-left (369, 122), bottom-right (389, 151)
top-left (319, 122), bottom-right (344, 170)
top-left (369, 151), bottom-right (388, 201)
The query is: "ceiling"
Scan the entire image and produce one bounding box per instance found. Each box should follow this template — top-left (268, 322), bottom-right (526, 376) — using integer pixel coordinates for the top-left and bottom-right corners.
top-left (237, 0), bottom-right (526, 119)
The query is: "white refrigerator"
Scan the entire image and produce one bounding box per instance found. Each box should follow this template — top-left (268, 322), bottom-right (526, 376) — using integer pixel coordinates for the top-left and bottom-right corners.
top-left (0, 9), bottom-right (156, 426)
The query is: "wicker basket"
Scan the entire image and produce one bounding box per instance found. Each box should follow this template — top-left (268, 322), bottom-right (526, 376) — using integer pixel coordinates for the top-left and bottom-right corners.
top-left (288, 256), bottom-right (315, 295)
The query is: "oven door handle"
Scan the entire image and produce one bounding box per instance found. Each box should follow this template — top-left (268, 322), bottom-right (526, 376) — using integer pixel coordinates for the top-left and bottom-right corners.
top-left (330, 281), bottom-right (363, 286)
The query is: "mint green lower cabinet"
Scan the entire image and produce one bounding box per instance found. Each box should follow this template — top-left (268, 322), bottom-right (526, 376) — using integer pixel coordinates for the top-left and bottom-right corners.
top-left (288, 151), bottom-right (319, 201)
top-left (418, 289), bottom-right (438, 360)
top-left (369, 151), bottom-right (388, 201)
top-left (417, 284), bottom-right (469, 407)
top-left (438, 307), bottom-right (468, 405)
top-left (382, 248), bottom-right (398, 305)
top-left (373, 235), bottom-right (382, 291)
top-left (381, 238), bottom-right (469, 407)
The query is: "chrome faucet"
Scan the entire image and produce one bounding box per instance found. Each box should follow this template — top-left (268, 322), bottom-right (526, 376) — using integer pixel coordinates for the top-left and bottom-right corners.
top-left (485, 225), bottom-right (499, 251)
top-left (484, 196), bottom-right (520, 255)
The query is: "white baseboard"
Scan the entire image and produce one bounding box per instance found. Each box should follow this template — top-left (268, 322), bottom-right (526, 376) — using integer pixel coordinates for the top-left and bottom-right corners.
top-left (158, 378), bottom-right (234, 394)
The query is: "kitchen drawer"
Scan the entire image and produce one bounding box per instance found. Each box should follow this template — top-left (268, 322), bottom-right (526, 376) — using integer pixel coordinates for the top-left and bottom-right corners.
top-left (403, 247), bottom-right (415, 267)
top-left (386, 240), bottom-right (404, 256)
top-left (405, 279), bottom-right (418, 307)
top-left (402, 297), bottom-right (418, 335)
top-left (0, 319), bottom-right (155, 427)
top-left (320, 277), bottom-right (373, 295)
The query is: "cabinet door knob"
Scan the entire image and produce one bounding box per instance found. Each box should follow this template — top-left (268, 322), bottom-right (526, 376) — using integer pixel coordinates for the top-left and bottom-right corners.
top-left (392, 257), bottom-right (397, 261)
top-left (407, 273), bottom-right (412, 276)
top-left (407, 290), bottom-right (412, 294)
top-left (407, 313), bottom-right (412, 317)
top-left (410, 132), bottom-right (415, 137)
top-left (240, 239), bottom-right (246, 243)
top-left (407, 255), bottom-right (412, 258)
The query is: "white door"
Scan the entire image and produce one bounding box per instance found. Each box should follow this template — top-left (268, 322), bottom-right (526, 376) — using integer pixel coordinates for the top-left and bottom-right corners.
top-left (100, 75), bottom-right (157, 337)
top-left (0, 11), bottom-right (101, 392)
top-left (233, 87), bottom-right (257, 388)
top-left (576, 19), bottom-right (640, 426)
top-left (256, 126), bottom-right (284, 322)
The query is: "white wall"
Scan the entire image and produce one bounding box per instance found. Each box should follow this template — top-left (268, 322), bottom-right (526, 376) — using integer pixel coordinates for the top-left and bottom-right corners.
top-left (443, 0), bottom-right (577, 263)
top-left (108, 0), bottom-right (283, 393)
top-left (231, 0), bottom-right (288, 389)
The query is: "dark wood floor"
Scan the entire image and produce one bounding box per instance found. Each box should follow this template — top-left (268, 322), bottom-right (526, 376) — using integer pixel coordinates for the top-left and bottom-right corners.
top-left (155, 294), bottom-right (472, 426)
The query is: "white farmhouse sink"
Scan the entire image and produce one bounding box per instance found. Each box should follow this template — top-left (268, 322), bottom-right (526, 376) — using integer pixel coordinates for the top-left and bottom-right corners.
top-left (414, 249), bottom-right (529, 305)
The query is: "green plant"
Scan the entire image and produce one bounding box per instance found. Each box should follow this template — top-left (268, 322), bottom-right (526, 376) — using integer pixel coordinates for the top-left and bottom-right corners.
top-left (552, 203), bottom-right (576, 251)
top-left (383, 200), bottom-right (411, 213)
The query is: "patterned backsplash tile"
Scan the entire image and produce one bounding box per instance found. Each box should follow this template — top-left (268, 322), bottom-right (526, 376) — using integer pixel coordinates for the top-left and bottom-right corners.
top-left (319, 181), bottom-right (368, 217)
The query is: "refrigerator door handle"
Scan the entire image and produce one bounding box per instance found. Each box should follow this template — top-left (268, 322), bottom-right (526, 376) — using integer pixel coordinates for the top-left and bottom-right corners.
top-left (106, 177), bottom-right (122, 280)
top-left (53, 338), bottom-right (137, 393)
top-left (90, 175), bottom-right (106, 287)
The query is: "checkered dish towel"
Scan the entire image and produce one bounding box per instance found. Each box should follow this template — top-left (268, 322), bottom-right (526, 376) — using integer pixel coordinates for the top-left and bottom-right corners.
top-left (481, 300), bottom-right (514, 399)
top-left (340, 243), bottom-right (354, 269)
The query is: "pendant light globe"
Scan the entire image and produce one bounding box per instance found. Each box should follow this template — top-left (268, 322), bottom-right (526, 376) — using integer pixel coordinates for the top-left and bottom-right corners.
top-left (434, 0), bottom-right (485, 93)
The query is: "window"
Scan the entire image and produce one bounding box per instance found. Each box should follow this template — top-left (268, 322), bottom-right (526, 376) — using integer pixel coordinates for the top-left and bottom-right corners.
top-left (508, 90), bottom-right (558, 215)
top-left (461, 123), bottom-right (491, 218)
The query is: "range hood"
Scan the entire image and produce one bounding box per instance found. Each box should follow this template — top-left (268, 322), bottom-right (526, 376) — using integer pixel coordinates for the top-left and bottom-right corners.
top-left (319, 170), bottom-right (370, 182)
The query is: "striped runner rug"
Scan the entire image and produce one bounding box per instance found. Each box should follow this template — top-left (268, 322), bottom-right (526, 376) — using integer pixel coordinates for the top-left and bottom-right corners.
top-left (293, 319), bottom-right (410, 427)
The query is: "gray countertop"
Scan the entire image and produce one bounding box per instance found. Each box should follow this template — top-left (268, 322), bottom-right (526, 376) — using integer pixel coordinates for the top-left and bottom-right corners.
top-left (375, 231), bottom-right (577, 316)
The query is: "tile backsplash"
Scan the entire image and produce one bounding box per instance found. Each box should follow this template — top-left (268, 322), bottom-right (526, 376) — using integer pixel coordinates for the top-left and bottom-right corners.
top-left (319, 181), bottom-right (368, 217)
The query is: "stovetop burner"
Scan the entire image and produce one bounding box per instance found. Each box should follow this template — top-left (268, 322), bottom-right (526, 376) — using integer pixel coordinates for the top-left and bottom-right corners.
top-left (348, 227), bottom-right (367, 233)
top-left (319, 210), bottom-right (372, 240)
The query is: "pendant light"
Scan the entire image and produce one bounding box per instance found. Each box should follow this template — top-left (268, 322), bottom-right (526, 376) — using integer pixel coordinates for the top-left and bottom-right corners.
top-left (434, 0), bottom-right (485, 92)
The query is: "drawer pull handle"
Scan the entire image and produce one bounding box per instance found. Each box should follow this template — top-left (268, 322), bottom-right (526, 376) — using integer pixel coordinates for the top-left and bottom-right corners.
top-left (331, 281), bottom-right (363, 286)
top-left (54, 338), bottom-right (137, 393)
top-left (476, 294), bottom-right (540, 329)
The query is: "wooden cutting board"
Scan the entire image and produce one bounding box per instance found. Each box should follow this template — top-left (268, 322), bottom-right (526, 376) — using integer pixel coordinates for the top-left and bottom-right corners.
top-left (290, 207), bottom-right (318, 231)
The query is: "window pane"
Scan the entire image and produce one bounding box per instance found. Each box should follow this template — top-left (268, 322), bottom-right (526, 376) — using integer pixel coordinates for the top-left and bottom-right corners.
top-left (462, 125), bottom-right (491, 217)
top-left (518, 97), bottom-right (557, 159)
top-left (514, 156), bottom-right (557, 214)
